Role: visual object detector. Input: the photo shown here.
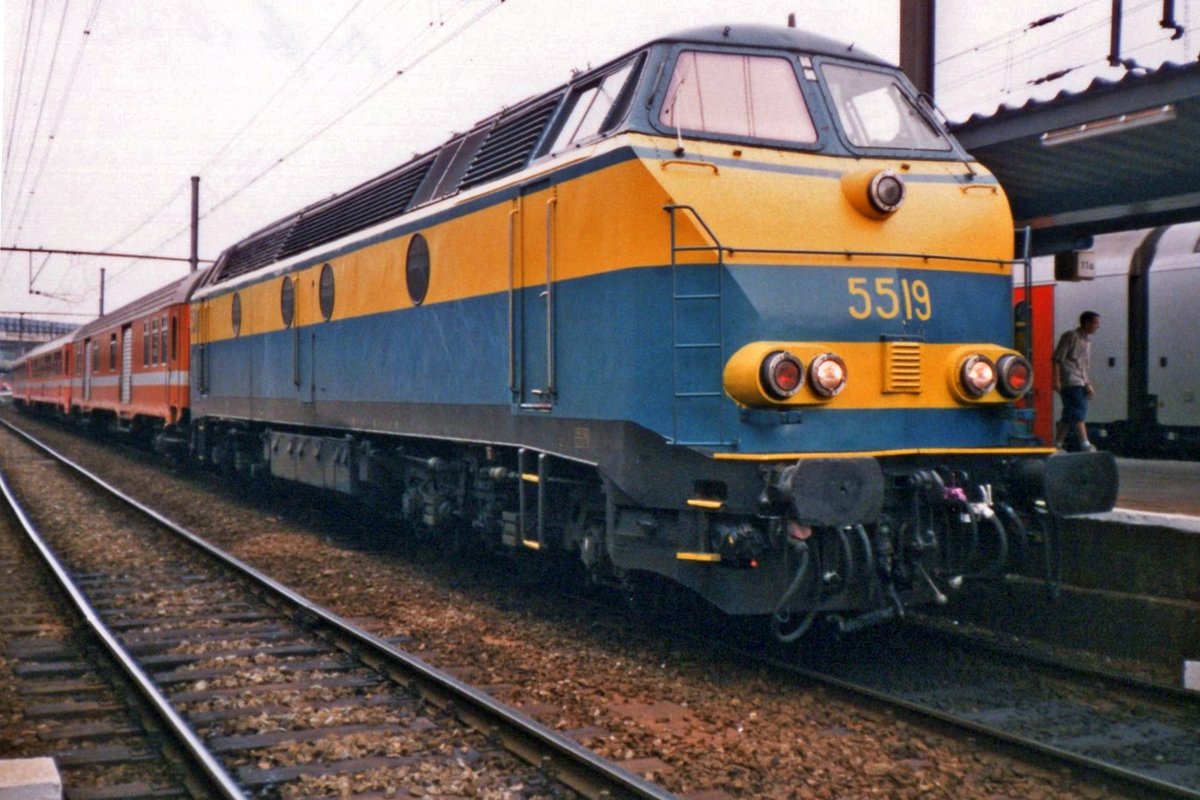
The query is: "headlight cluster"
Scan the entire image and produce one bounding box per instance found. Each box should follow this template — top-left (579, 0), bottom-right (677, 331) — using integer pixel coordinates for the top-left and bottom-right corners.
top-left (760, 350), bottom-right (848, 400)
top-left (868, 170), bottom-right (906, 214)
top-left (841, 168), bottom-right (907, 219)
top-left (957, 352), bottom-right (1032, 400)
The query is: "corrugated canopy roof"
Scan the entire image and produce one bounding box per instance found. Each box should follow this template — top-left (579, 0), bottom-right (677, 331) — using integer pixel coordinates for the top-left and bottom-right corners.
top-left (950, 60), bottom-right (1200, 256)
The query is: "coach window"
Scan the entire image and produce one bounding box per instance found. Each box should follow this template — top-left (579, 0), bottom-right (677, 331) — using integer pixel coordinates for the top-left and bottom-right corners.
top-left (659, 51), bottom-right (817, 144)
top-left (232, 292), bottom-right (242, 337)
top-left (281, 276), bottom-right (295, 328)
top-left (109, 333), bottom-right (117, 370)
top-left (143, 322), bottom-right (150, 366)
top-left (170, 313), bottom-right (178, 361)
top-left (319, 263), bottom-right (335, 321)
top-left (160, 315), bottom-right (168, 364)
top-left (407, 235), bottom-right (430, 306)
top-left (152, 318), bottom-right (160, 364)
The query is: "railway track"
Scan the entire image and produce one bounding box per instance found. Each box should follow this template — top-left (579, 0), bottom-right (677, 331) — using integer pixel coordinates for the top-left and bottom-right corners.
top-left (713, 618), bottom-right (1200, 799)
top-left (0, 501), bottom-right (200, 799)
top-left (0, 419), bottom-right (676, 800)
top-left (4, 407), bottom-right (1191, 799)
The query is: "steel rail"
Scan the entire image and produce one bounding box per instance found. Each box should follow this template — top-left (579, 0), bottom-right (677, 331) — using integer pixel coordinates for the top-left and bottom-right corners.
top-left (0, 465), bottom-right (247, 800)
top-left (713, 637), bottom-right (1200, 800)
top-left (903, 616), bottom-right (1200, 708)
top-left (0, 418), bottom-right (678, 800)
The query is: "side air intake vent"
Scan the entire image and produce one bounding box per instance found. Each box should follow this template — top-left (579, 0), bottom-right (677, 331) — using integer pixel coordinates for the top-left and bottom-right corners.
top-left (278, 159), bottom-right (434, 260)
top-left (459, 97), bottom-right (559, 190)
top-left (216, 222), bottom-right (296, 282)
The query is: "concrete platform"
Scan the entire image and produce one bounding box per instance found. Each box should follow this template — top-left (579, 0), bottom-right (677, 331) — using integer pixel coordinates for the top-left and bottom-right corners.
top-left (0, 758), bottom-right (62, 800)
top-left (939, 456), bottom-right (1200, 683)
top-left (1113, 457), bottom-right (1200, 517)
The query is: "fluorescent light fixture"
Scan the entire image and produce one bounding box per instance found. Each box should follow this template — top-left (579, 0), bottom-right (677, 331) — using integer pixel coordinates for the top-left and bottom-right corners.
top-left (1040, 104), bottom-right (1176, 146)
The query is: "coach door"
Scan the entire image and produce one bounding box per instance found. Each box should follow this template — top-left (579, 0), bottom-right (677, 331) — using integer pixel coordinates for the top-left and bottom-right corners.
top-left (512, 182), bottom-right (557, 411)
top-left (83, 338), bottom-right (94, 400)
top-left (120, 324), bottom-right (133, 403)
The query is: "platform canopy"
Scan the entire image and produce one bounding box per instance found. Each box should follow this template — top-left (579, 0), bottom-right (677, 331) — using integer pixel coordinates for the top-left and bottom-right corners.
top-left (950, 60), bottom-right (1200, 256)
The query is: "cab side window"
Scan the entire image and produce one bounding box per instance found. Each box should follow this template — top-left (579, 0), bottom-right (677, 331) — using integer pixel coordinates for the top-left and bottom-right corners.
top-left (547, 56), bottom-right (643, 154)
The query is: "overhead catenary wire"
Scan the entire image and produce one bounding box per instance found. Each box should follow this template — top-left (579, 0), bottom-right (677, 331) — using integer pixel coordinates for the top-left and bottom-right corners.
top-left (961, 32), bottom-right (1198, 113)
top-left (5, 0), bottom-right (105, 273)
top-left (92, 0), bottom-right (423, 265)
top-left (103, 0), bottom-right (508, 294)
top-left (7, 0), bottom-right (445, 310)
top-left (208, 0), bottom-right (472, 197)
top-left (3, 1), bottom-right (40, 177)
top-left (936, 0), bottom-right (1161, 98)
top-left (3, 1), bottom-right (72, 244)
top-left (935, 0), bottom-right (1105, 66)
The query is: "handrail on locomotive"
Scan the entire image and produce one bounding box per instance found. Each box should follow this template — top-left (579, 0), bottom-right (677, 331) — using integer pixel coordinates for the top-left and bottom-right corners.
top-left (665, 203), bottom-right (1019, 269)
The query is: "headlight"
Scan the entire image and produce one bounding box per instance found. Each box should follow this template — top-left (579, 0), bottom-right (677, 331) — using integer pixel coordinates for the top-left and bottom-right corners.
top-left (761, 351), bottom-right (804, 399)
top-left (809, 353), bottom-right (847, 397)
top-left (960, 354), bottom-right (996, 397)
top-left (868, 170), bottom-right (905, 214)
top-left (996, 354), bottom-right (1033, 398)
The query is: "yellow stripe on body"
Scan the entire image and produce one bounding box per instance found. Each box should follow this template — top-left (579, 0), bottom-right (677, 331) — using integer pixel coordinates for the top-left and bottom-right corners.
top-left (714, 446), bottom-right (1057, 462)
top-left (686, 498), bottom-right (725, 509)
top-left (676, 552), bottom-right (722, 562)
top-left (194, 134), bottom-right (1013, 346)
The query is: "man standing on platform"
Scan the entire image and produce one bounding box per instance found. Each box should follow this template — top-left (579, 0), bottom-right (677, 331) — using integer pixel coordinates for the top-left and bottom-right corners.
top-left (1052, 310), bottom-right (1101, 451)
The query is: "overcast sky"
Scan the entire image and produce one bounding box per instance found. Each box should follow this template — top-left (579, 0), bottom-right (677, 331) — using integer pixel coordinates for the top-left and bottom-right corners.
top-left (3, 0), bottom-right (1196, 322)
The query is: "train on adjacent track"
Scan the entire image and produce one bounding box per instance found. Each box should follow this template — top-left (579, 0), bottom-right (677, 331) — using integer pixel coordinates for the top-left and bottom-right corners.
top-left (11, 24), bottom-right (1118, 640)
top-left (1019, 223), bottom-right (1200, 460)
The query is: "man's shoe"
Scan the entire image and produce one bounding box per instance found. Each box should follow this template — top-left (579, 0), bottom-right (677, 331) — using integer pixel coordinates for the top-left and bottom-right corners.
top-left (1079, 442), bottom-right (1097, 452)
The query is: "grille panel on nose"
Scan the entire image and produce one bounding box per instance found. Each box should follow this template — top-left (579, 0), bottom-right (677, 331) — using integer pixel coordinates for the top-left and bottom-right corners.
top-left (884, 340), bottom-right (923, 393)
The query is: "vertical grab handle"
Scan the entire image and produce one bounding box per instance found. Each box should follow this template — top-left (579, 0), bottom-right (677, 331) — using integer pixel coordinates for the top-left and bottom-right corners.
top-left (508, 205), bottom-right (519, 397)
top-left (544, 196), bottom-right (557, 398)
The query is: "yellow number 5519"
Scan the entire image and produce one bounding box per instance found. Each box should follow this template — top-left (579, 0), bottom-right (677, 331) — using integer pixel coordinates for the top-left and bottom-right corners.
top-left (848, 277), bottom-right (932, 321)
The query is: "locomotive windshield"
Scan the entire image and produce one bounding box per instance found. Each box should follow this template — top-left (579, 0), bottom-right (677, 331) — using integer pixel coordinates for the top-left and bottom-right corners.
top-left (659, 51), bottom-right (817, 144)
top-left (821, 63), bottom-right (951, 151)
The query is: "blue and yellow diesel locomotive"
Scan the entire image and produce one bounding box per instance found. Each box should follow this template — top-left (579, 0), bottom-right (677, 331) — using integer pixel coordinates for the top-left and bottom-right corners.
top-left (189, 24), bottom-right (1117, 638)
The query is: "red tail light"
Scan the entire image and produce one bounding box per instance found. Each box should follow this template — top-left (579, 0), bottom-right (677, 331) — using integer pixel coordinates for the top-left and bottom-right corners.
top-left (997, 354), bottom-right (1033, 398)
top-left (761, 351), bottom-right (804, 399)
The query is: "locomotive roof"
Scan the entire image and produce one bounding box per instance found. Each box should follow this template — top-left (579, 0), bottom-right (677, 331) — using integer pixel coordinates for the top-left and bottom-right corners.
top-left (639, 23), bottom-right (888, 67)
top-left (205, 24), bottom-right (895, 287)
top-left (75, 268), bottom-right (211, 341)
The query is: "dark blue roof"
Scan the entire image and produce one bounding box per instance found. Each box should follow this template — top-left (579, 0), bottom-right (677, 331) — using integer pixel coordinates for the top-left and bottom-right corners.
top-left (645, 24), bottom-right (889, 67)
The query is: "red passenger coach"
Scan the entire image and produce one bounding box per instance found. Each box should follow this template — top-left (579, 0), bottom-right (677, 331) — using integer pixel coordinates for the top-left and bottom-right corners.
top-left (12, 334), bottom-right (74, 414)
top-left (71, 271), bottom-right (206, 446)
